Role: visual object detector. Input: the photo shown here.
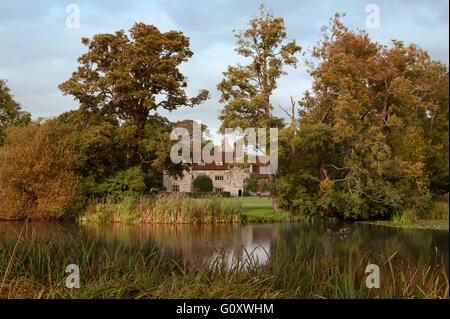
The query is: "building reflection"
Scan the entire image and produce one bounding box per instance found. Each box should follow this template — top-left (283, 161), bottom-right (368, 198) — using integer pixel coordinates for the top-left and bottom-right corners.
top-left (82, 223), bottom-right (280, 266)
top-left (0, 221), bottom-right (447, 270)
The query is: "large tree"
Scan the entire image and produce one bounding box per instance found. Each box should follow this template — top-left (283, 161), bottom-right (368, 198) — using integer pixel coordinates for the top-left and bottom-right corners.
top-left (276, 14), bottom-right (448, 219)
top-left (59, 23), bottom-right (208, 155)
top-left (57, 108), bottom-right (187, 198)
top-left (58, 23), bottom-right (209, 196)
top-left (217, 6), bottom-right (301, 210)
top-left (217, 5), bottom-right (301, 130)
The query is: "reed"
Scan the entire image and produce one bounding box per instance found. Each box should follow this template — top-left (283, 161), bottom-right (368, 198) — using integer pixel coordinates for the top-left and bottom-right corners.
top-left (0, 230), bottom-right (447, 299)
top-left (427, 200), bottom-right (449, 220)
top-left (83, 193), bottom-right (242, 224)
top-left (392, 200), bottom-right (449, 225)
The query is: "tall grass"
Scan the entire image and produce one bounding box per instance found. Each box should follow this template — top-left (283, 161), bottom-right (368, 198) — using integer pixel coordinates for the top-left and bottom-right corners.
top-left (392, 200), bottom-right (449, 225)
top-left (392, 207), bottom-right (419, 224)
top-left (0, 230), bottom-right (447, 299)
top-left (83, 193), bottom-right (242, 224)
top-left (427, 200), bottom-right (449, 220)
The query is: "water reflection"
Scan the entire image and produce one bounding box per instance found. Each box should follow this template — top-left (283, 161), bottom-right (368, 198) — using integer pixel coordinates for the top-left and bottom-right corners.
top-left (0, 221), bottom-right (448, 269)
top-left (83, 223), bottom-right (279, 267)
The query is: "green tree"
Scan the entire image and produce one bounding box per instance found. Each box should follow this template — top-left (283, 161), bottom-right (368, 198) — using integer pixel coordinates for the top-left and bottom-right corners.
top-left (193, 175), bottom-right (213, 192)
top-left (58, 109), bottom-right (183, 198)
top-left (0, 80), bottom-right (31, 146)
top-left (244, 173), bottom-right (260, 193)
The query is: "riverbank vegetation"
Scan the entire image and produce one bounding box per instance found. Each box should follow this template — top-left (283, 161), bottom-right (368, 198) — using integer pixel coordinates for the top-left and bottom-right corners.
top-left (0, 120), bottom-right (83, 220)
top-left (0, 7), bottom-right (448, 222)
top-left (83, 194), bottom-right (242, 224)
top-left (82, 195), bottom-right (302, 224)
top-left (0, 230), bottom-right (447, 299)
top-left (363, 199), bottom-right (449, 230)
top-left (231, 197), bottom-right (304, 223)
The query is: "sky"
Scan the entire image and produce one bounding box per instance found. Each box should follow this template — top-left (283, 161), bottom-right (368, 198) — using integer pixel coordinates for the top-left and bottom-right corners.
top-left (1, 0), bottom-right (449, 134)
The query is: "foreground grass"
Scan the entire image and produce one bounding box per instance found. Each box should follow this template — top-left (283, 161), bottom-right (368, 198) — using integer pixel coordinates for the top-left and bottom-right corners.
top-left (0, 229), bottom-right (447, 299)
top-left (363, 200), bottom-right (449, 230)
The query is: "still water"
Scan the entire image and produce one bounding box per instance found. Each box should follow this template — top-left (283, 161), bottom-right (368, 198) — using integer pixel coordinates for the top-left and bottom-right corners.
top-left (0, 221), bottom-right (448, 269)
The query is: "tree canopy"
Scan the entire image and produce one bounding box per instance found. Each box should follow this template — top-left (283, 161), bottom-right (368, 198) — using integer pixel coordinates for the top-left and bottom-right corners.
top-left (59, 23), bottom-right (209, 131)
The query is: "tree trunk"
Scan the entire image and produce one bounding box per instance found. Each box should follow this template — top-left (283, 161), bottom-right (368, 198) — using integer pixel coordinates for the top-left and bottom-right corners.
top-left (268, 173), bottom-right (280, 211)
top-left (319, 144), bottom-right (327, 180)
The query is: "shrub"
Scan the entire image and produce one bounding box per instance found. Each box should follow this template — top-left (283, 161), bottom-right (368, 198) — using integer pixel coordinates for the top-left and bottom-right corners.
top-left (86, 166), bottom-right (148, 199)
top-left (0, 120), bottom-right (83, 220)
top-left (244, 173), bottom-right (260, 193)
top-left (193, 175), bottom-right (213, 192)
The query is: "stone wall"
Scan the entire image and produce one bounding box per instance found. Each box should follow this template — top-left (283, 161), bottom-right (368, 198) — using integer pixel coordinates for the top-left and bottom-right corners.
top-left (163, 167), bottom-right (251, 196)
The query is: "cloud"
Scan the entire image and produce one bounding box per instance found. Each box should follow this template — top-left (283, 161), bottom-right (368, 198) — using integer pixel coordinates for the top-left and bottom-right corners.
top-left (0, 0), bottom-right (448, 128)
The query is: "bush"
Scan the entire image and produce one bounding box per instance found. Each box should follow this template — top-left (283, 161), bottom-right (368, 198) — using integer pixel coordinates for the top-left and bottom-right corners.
top-left (193, 175), bottom-right (213, 192)
top-left (85, 166), bottom-right (148, 199)
top-left (0, 120), bottom-right (83, 220)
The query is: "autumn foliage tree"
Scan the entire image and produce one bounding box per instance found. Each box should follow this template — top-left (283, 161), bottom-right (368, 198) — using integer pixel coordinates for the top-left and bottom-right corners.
top-left (218, 5), bottom-right (301, 130)
top-left (58, 23), bottom-right (209, 197)
top-left (0, 120), bottom-right (83, 219)
top-left (276, 14), bottom-right (449, 219)
top-left (217, 6), bottom-right (301, 210)
top-left (59, 23), bottom-right (209, 162)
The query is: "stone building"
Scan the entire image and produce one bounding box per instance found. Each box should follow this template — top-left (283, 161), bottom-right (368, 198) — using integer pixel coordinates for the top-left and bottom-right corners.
top-left (163, 162), bottom-right (253, 197)
top-left (163, 154), bottom-right (272, 196)
top-left (163, 120), bottom-right (270, 196)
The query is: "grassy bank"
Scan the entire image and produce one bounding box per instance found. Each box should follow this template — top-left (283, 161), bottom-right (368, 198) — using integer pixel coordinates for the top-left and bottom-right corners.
top-left (83, 193), bottom-right (242, 224)
top-left (83, 195), bottom-right (449, 227)
top-left (83, 195), bottom-right (297, 224)
top-left (230, 197), bottom-right (299, 223)
top-left (0, 229), bottom-right (447, 299)
top-left (362, 200), bottom-right (449, 230)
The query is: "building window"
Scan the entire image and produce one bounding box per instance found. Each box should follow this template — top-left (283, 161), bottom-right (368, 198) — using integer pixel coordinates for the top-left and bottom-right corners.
top-left (215, 187), bottom-right (223, 192)
top-left (171, 185), bottom-right (179, 192)
top-left (215, 176), bottom-right (224, 181)
top-left (244, 178), bottom-right (249, 184)
top-left (244, 168), bottom-right (250, 173)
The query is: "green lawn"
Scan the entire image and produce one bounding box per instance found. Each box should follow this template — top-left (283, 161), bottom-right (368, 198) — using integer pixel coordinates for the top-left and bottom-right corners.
top-left (226, 196), bottom-right (296, 223)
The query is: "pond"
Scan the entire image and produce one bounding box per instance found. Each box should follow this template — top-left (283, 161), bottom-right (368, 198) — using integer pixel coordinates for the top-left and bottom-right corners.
top-left (1, 221), bottom-right (448, 270)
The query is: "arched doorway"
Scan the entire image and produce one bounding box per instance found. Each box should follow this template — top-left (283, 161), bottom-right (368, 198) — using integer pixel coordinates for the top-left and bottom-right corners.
top-left (238, 189), bottom-right (242, 197)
